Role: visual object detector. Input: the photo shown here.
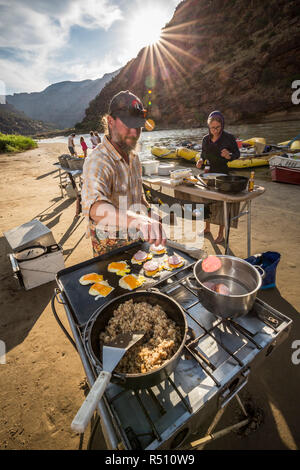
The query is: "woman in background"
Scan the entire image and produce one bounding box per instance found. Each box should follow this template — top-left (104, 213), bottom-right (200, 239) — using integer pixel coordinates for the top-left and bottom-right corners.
top-left (196, 111), bottom-right (240, 243)
top-left (80, 136), bottom-right (88, 158)
top-left (93, 131), bottom-right (101, 144)
top-left (90, 131), bottom-right (98, 149)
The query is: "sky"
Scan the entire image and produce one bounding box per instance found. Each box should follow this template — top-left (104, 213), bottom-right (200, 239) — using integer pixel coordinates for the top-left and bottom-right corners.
top-left (0, 0), bottom-right (181, 96)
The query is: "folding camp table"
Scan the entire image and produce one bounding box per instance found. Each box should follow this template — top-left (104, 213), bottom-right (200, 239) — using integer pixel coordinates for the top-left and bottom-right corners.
top-left (143, 175), bottom-right (265, 257)
top-left (53, 163), bottom-right (83, 216)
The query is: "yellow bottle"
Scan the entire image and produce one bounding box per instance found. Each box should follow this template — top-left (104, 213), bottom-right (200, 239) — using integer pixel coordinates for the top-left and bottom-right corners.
top-left (248, 171), bottom-right (255, 192)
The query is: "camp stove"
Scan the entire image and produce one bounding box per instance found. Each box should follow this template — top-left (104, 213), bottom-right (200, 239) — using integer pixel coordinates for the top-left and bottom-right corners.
top-left (54, 242), bottom-right (292, 450)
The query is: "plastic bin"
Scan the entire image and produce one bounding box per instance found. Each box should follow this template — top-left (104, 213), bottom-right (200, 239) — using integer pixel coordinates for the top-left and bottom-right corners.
top-left (68, 157), bottom-right (84, 170)
top-left (58, 154), bottom-right (71, 168)
top-left (245, 251), bottom-right (281, 289)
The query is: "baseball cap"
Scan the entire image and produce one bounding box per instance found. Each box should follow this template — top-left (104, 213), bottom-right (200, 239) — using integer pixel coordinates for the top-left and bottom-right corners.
top-left (108, 90), bottom-right (148, 129)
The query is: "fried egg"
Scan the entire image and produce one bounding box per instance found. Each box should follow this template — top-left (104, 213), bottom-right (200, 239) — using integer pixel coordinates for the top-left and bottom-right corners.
top-left (89, 281), bottom-right (114, 298)
top-left (165, 254), bottom-right (185, 270)
top-left (149, 244), bottom-right (167, 255)
top-left (107, 261), bottom-right (130, 276)
top-left (119, 274), bottom-right (146, 291)
top-left (79, 273), bottom-right (104, 285)
top-left (143, 260), bottom-right (162, 277)
top-left (131, 250), bottom-right (152, 265)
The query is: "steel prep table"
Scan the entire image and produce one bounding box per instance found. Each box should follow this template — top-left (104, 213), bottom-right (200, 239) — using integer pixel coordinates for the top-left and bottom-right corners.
top-left (53, 240), bottom-right (292, 450)
top-left (142, 175), bottom-right (265, 257)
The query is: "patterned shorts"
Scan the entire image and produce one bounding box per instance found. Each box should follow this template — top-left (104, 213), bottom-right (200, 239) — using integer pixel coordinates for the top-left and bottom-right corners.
top-left (90, 227), bottom-right (133, 257)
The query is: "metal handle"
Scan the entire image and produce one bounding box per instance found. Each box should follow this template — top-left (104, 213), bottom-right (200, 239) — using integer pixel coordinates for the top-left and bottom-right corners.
top-left (54, 288), bottom-right (65, 305)
top-left (253, 265), bottom-right (265, 279)
top-left (47, 243), bottom-right (61, 253)
top-left (71, 370), bottom-right (112, 434)
top-left (146, 287), bottom-right (160, 293)
top-left (9, 254), bottom-right (20, 272)
top-left (185, 275), bottom-right (202, 291)
top-left (220, 376), bottom-right (248, 409)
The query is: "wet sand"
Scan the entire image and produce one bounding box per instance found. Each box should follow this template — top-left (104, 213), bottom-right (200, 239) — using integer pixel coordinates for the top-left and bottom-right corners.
top-left (0, 142), bottom-right (299, 450)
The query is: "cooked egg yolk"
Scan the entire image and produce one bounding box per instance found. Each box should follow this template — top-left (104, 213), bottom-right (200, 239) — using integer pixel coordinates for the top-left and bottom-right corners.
top-left (144, 268), bottom-right (159, 276)
top-left (108, 262), bottom-right (128, 271)
top-left (169, 261), bottom-right (183, 269)
top-left (121, 275), bottom-right (145, 290)
top-left (90, 283), bottom-right (113, 296)
top-left (81, 273), bottom-right (103, 283)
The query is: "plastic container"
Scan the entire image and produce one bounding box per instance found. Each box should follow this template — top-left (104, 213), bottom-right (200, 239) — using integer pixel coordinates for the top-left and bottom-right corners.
top-left (142, 160), bottom-right (159, 176)
top-left (245, 251), bottom-right (281, 289)
top-left (58, 154), bottom-right (71, 168)
top-left (68, 157), bottom-right (84, 170)
top-left (170, 169), bottom-right (192, 180)
top-left (158, 163), bottom-right (175, 175)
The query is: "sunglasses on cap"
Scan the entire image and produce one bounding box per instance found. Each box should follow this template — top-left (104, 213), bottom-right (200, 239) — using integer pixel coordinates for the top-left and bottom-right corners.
top-left (112, 100), bottom-right (148, 119)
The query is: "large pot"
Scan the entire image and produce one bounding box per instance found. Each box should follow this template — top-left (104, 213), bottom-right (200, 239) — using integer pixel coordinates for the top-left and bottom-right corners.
top-left (215, 175), bottom-right (249, 193)
top-left (186, 255), bottom-right (264, 320)
top-left (85, 289), bottom-right (188, 389)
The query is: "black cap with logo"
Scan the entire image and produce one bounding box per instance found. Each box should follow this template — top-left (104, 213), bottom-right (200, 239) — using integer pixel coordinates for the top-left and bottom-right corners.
top-left (108, 90), bottom-right (148, 129)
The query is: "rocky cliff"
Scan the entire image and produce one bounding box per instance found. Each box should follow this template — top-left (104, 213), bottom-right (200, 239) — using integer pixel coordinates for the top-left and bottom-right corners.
top-left (6, 69), bottom-right (120, 129)
top-left (0, 103), bottom-right (56, 135)
top-left (77, 0), bottom-right (300, 131)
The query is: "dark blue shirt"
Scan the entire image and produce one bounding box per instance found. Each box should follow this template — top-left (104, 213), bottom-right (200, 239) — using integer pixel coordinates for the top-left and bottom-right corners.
top-left (201, 130), bottom-right (240, 174)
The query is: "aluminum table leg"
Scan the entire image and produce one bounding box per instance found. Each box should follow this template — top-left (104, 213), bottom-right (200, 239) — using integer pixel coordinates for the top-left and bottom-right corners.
top-left (247, 200), bottom-right (251, 257)
top-left (224, 202), bottom-right (231, 255)
top-left (189, 393), bottom-right (250, 448)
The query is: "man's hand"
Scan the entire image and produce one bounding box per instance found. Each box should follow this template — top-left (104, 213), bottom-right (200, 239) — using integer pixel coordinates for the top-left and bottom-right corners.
top-left (196, 158), bottom-right (203, 169)
top-left (90, 201), bottom-right (166, 246)
top-left (221, 149), bottom-right (231, 159)
top-left (130, 213), bottom-right (166, 246)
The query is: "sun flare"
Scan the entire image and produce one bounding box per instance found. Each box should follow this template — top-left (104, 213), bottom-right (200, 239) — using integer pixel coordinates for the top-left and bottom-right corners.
top-left (128, 6), bottom-right (169, 52)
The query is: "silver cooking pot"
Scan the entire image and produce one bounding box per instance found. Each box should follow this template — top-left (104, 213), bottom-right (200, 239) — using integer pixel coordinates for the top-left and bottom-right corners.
top-left (186, 255), bottom-right (264, 320)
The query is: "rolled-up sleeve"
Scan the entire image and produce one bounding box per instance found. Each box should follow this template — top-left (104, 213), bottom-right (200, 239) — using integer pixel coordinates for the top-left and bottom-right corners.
top-left (81, 151), bottom-right (113, 221)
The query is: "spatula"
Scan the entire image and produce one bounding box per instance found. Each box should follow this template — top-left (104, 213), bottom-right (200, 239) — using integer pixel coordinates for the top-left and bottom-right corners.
top-left (71, 331), bottom-right (144, 433)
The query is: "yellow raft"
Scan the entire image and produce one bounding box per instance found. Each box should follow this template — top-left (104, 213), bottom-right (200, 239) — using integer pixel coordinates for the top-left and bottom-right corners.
top-left (242, 137), bottom-right (266, 146)
top-left (177, 147), bottom-right (200, 161)
top-left (228, 158), bottom-right (269, 169)
top-left (278, 140), bottom-right (300, 150)
top-left (151, 146), bottom-right (178, 159)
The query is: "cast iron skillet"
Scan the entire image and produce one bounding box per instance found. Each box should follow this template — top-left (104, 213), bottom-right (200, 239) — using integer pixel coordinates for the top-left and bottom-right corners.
top-left (85, 289), bottom-right (188, 389)
top-left (215, 175), bottom-right (249, 193)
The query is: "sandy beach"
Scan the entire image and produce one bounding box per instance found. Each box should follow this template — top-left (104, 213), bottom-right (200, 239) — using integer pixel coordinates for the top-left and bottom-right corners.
top-left (0, 142), bottom-right (299, 450)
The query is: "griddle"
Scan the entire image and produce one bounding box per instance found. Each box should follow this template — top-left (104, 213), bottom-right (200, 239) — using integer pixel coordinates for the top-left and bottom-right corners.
top-left (56, 241), bottom-right (197, 326)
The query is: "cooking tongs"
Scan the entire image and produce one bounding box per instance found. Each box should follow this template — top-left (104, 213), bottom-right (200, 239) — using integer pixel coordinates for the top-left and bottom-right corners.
top-left (196, 174), bottom-right (210, 189)
top-left (71, 331), bottom-right (144, 433)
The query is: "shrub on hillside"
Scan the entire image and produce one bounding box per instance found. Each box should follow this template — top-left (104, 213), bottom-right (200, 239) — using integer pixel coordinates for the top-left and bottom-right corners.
top-left (0, 133), bottom-right (38, 153)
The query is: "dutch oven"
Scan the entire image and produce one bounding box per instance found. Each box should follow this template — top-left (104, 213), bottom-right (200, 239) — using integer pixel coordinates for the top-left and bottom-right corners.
top-left (198, 173), bottom-right (227, 188)
top-left (186, 255), bottom-right (264, 320)
top-left (215, 175), bottom-right (249, 193)
top-left (85, 289), bottom-right (188, 389)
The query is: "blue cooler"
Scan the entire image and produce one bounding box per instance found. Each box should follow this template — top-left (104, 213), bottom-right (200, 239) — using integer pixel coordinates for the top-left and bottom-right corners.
top-left (245, 251), bottom-right (281, 290)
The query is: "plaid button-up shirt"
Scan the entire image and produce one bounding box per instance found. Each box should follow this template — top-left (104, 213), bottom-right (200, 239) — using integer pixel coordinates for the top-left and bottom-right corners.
top-left (81, 135), bottom-right (146, 238)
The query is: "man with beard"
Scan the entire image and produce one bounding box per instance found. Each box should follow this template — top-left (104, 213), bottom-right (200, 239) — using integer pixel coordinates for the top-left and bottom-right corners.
top-left (81, 90), bottom-right (166, 257)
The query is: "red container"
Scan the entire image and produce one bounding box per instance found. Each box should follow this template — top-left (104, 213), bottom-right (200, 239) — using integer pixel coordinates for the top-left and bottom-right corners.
top-left (271, 166), bottom-right (300, 185)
